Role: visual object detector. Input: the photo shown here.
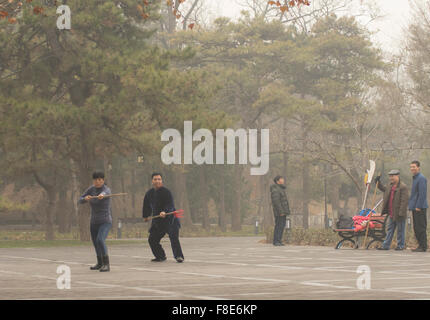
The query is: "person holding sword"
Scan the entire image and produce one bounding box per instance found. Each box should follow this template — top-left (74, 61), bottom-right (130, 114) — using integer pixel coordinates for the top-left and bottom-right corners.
top-left (142, 173), bottom-right (184, 263)
top-left (78, 171), bottom-right (112, 272)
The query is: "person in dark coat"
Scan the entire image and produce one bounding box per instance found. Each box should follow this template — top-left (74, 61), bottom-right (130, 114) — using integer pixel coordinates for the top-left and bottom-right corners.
top-left (408, 160), bottom-right (429, 252)
top-left (270, 175), bottom-right (291, 246)
top-left (374, 170), bottom-right (409, 250)
top-left (78, 171), bottom-right (112, 272)
top-left (142, 173), bottom-right (184, 262)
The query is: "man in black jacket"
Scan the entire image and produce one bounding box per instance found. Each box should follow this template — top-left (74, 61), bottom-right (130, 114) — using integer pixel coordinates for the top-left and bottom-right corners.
top-left (142, 173), bottom-right (184, 262)
top-left (270, 175), bottom-right (291, 246)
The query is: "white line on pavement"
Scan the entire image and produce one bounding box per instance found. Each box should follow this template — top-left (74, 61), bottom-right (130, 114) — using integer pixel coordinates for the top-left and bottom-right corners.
top-left (130, 267), bottom-right (292, 284)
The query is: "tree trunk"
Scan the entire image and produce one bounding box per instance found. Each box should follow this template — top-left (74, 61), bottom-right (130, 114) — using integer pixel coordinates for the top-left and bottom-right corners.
top-left (55, 194), bottom-right (60, 227)
top-left (73, 124), bottom-right (96, 241)
top-left (105, 156), bottom-right (119, 234)
top-left (199, 166), bottom-right (210, 230)
top-left (31, 169), bottom-right (57, 240)
top-left (174, 168), bottom-right (193, 227)
top-left (119, 157), bottom-right (127, 219)
top-left (57, 185), bottom-right (68, 233)
top-left (262, 173), bottom-right (272, 233)
top-left (341, 197), bottom-right (351, 216)
top-left (283, 119), bottom-right (289, 184)
top-left (45, 189), bottom-right (56, 241)
top-left (77, 172), bottom-right (91, 241)
top-left (70, 158), bottom-right (80, 228)
top-left (328, 173), bottom-right (340, 219)
top-left (65, 192), bottom-right (72, 233)
top-left (167, 1), bottom-right (180, 34)
top-left (77, 159), bottom-right (92, 242)
top-left (302, 126), bottom-right (309, 229)
top-left (131, 165), bottom-right (136, 218)
top-left (231, 166), bottom-right (242, 231)
top-left (218, 166), bottom-right (227, 232)
top-left (182, 0), bottom-right (199, 30)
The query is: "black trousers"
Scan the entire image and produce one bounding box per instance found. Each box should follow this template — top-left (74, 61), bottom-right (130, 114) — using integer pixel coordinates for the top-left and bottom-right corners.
top-left (148, 223), bottom-right (184, 260)
top-left (413, 209), bottom-right (428, 250)
top-left (273, 215), bottom-right (286, 244)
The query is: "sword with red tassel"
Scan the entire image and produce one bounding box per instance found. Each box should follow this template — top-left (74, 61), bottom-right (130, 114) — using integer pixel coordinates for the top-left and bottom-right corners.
top-left (145, 209), bottom-right (184, 221)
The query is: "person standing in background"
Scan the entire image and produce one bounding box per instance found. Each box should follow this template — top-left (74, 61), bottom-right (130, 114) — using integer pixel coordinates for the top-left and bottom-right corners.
top-left (408, 161), bottom-right (428, 252)
top-left (270, 176), bottom-right (291, 246)
top-left (375, 170), bottom-right (409, 251)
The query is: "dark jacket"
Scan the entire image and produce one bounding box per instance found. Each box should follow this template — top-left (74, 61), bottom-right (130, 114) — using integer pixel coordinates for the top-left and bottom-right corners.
top-left (408, 172), bottom-right (428, 210)
top-left (142, 186), bottom-right (180, 232)
top-left (78, 184), bottom-right (112, 225)
top-left (378, 180), bottom-right (409, 222)
top-left (270, 183), bottom-right (290, 217)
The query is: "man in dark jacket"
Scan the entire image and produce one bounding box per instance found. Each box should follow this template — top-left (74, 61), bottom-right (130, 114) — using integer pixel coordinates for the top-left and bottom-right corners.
top-left (270, 175), bottom-right (291, 246)
top-left (375, 170), bottom-right (409, 250)
top-left (408, 160), bottom-right (428, 252)
top-left (142, 173), bottom-right (184, 262)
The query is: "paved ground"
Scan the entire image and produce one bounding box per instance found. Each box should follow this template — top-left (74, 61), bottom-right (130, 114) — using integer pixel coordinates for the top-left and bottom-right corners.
top-left (1, 236), bottom-right (430, 300)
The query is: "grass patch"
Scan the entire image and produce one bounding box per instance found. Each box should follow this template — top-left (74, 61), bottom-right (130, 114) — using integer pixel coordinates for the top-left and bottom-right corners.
top-left (0, 224), bottom-right (264, 248)
top-left (0, 239), bottom-right (144, 248)
top-left (180, 225), bottom-right (263, 237)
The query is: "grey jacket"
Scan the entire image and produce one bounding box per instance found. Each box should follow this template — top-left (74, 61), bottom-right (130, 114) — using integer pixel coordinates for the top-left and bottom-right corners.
top-left (78, 184), bottom-right (112, 225)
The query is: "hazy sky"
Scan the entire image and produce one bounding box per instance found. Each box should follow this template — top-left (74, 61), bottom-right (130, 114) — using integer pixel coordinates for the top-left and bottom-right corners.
top-left (200, 0), bottom-right (414, 54)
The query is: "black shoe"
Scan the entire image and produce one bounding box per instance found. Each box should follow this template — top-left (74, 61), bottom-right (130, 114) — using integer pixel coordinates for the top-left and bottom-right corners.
top-left (412, 247), bottom-right (426, 252)
top-left (273, 243), bottom-right (284, 246)
top-left (90, 256), bottom-right (102, 270)
top-left (151, 257), bottom-right (167, 262)
top-left (99, 255), bottom-right (110, 272)
top-left (395, 247), bottom-right (404, 251)
top-left (377, 247), bottom-right (389, 250)
top-left (176, 257), bottom-right (184, 263)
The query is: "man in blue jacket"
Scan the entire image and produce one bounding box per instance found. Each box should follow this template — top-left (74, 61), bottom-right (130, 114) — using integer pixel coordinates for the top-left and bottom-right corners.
top-left (408, 161), bottom-right (429, 252)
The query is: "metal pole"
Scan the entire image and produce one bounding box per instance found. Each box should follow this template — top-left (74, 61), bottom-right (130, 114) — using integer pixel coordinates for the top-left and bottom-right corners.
top-left (324, 176), bottom-right (328, 229)
top-left (285, 218), bottom-right (291, 244)
top-left (117, 219), bottom-right (122, 239)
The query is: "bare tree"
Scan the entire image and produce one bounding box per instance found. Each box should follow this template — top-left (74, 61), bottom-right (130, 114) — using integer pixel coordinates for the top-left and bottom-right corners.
top-left (235, 0), bottom-right (381, 33)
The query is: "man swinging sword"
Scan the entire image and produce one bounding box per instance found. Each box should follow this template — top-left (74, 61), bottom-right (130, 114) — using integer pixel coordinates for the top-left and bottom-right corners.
top-left (78, 171), bottom-right (112, 272)
top-left (142, 172), bottom-right (185, 263)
